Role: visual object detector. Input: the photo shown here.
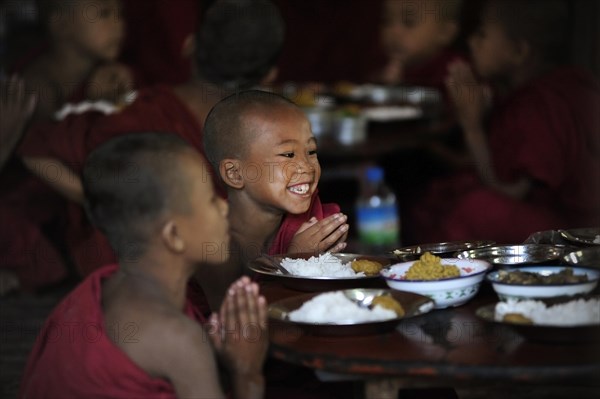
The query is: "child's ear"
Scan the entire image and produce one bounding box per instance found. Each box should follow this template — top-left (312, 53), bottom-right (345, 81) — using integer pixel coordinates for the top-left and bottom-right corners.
top-left (161, 220), bottom-right (185, 253)
top-left (181, 34), bottom-right (196, 59)
top-left (220, 159), bottom-right (244, 189)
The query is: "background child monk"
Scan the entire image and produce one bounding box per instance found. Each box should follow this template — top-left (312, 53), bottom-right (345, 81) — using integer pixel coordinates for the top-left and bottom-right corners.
top-left (0, 0), bottom-right (132, 294)
top-left (413, 0), bottom-right (600, 243)
top-left (377, 0), bottom-right (464, 89)
top-left (201, 90), bottom-right (348, 310)
top-left (17, 0), bottom-right (286, 278)
top-left (20, 132), bottom-right (268, 399)
top-left (22, 0), bottom-right (131, 119)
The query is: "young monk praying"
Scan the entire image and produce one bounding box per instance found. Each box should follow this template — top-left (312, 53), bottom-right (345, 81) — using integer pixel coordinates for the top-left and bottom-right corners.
top-left (412, 0), bottom-right (600, 243)
top-left (19, 132), bottom-right (268, 398)
top-left (200, 90), bottom-right (348, 310)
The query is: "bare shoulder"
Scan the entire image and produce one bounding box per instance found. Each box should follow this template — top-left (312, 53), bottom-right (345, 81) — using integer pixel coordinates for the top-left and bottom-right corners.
top-left (104, 294), bottom-right (224, 398)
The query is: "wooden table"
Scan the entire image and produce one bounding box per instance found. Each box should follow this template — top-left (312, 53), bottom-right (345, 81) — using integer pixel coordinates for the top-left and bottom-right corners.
top-left (262, 281), bottom-right (600, 398)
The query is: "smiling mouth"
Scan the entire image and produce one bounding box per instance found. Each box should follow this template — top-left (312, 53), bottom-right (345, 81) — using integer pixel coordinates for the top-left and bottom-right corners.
top-left (288, 183), bottom-right (311, 195)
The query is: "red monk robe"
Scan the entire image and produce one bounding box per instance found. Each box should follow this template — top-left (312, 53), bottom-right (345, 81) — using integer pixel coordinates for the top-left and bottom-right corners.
top-left (0, 48), bottom-right (96, 290)
top-left (18, 85), bottom-right (209, 276)
top-left (19, 264), bottom-right (205, 398)
top-left (412, 67), bottom-right (600, 244)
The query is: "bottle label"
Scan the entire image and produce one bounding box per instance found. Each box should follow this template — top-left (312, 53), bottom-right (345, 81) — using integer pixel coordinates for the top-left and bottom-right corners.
top-left (356, 205), bottom-right (399, 246)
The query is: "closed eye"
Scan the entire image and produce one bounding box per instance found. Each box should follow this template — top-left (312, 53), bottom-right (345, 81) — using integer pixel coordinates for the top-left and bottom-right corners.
top-left (308, 149), bottom-right (318, 156)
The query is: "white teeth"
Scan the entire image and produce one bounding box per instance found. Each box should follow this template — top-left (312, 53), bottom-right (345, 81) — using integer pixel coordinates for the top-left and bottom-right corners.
top-left (288, 184), bottom-right (309, 194)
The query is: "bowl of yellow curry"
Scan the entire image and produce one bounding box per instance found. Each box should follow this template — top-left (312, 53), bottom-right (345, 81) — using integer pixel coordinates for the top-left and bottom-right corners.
top-left (381, 252), bottom-right (492, 308)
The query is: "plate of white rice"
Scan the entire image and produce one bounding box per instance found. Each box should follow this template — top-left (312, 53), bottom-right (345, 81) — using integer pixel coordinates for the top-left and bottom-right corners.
top-left (476, 296), bottom-right (600, 343)
top-left (248, 252), bottom-right (392, 291)
top-left (268, 288), bottom-right (434, 336)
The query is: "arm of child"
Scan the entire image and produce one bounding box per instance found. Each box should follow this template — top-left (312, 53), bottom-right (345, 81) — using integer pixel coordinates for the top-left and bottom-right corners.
top-left (445, 61), bottom-right (531, 200)
top-left (21, 157), bottom-right (85, 204)
top-left (208, 277), bottom-right (267, 399)
top-left (288, 213), bottom-right (349, 254)
top-left (0, 76), bottom-right (37, 171)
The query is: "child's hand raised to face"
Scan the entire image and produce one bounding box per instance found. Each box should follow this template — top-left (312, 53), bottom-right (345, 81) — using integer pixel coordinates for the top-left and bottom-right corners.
top-left (208, 277), bottom-right (268, 379)
top-left (86, 62), bottom-right (134, 103)
top-left (445, 61), bottom-right (492, 131)
top-left (288, 213), bottom-right (349, 254)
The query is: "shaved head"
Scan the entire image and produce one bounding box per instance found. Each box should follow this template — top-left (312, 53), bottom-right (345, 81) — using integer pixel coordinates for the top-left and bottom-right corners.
top-left (83, 133), bottom-right (196, 260)
top-left (203, 90), bottom-right (298, 173)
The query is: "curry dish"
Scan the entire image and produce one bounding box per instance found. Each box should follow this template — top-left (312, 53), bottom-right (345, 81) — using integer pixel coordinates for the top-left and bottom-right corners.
top-left (404, 252), bottom-right (460, 280)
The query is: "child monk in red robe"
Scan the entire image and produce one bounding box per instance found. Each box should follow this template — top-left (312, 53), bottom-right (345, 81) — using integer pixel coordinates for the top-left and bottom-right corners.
top-left (0, 0), bottom-right (132, 293)
top-left (201, 90), bottom-right (348, 310)
top-left (21, 0), bottom-right (131, 119)
top-left (377, 0), bottom-right (464, 89)
top-left (412, 0), bottom-right (600, 243)
top-left (20, 132), bottom-right (268, 399)
top-left (17, 0), bottom-right (286, 277)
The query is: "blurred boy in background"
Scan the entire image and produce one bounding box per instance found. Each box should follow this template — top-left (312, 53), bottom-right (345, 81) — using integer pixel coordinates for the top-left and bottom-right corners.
top-left (413, 0), bottom-right (600, 243)
top-left (377, 0), bottom-right (464, 89)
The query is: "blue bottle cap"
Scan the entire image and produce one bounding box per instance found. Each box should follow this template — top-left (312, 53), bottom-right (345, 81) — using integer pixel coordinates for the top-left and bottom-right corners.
top-left (366, 166), bottom-right (384, 182)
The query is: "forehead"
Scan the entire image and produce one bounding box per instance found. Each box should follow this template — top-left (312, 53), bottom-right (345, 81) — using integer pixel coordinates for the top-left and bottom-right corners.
top-left (242, 104), bottom-right (313, 144)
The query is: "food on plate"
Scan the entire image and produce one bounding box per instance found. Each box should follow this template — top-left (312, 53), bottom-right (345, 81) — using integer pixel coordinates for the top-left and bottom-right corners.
top-left (280, 253), bottom-right (364, 278)
top-left (371, 295), bottom-right (405, 317)
top-left (351, 259), bottom-right (383, 276)
top-left (496, 268), bottom-right (588, 285)
top-left (502, 313), bottom-right (533, 325)
top-left (495, 298), bottom-right (600, 326)
top-left (288, 292), bottom-right (397, 324)
top-left (404, 252), bottom-right (460, 280)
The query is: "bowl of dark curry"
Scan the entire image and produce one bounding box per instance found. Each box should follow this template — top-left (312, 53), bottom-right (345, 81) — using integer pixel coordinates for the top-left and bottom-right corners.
top-left (486, 266), bottom-right (600, 301)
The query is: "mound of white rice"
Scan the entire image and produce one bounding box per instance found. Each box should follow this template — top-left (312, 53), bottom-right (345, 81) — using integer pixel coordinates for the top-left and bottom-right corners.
top-left (281, 253), bottom-right (364, 278)
top-left (288, 292), bottom-right (396, 324)
top-left (495, 298), bottom-right (600, 326)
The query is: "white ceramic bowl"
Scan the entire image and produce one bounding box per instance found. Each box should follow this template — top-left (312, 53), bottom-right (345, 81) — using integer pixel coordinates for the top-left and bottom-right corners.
top-left (380, 259), bottom-right (492, 309)
top-left (486, 266), bottom-right (600, 301)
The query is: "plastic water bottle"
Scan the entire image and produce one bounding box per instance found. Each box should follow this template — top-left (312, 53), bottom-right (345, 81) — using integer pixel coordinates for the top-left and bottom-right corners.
top-left (355, 167), bottom-right (400, 252)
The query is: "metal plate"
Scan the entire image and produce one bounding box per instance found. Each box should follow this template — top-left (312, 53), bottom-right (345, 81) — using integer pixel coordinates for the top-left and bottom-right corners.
top-left (268, 288), bottom-right (434, 336)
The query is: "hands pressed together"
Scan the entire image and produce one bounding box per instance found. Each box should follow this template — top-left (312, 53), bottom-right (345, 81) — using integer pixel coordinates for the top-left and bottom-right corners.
top-left (288, 213), bottom-right (349, 254)
top-left (208, 276), bottom-right (268, 398)
top-left (445, 61), bottom-right (492, 132)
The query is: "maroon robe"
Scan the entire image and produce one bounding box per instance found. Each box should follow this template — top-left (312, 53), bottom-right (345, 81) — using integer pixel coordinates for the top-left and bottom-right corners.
top-left (20, 264), bottom-right (205, 398)
top-left (18, 85), bottom-right (209, 276)
top-left (412, 67), bottom-right (600, 244)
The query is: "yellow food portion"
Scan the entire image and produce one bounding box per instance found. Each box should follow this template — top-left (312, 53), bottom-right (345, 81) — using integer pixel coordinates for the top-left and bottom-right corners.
top-left (372, 295), bottom-right (405, 317)
top-left (404, 252), bottom-right (460, 280)
top-left (351, 259), bottom-right (383, 276)
top-left (502, 313), bottom-right (533, 325)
